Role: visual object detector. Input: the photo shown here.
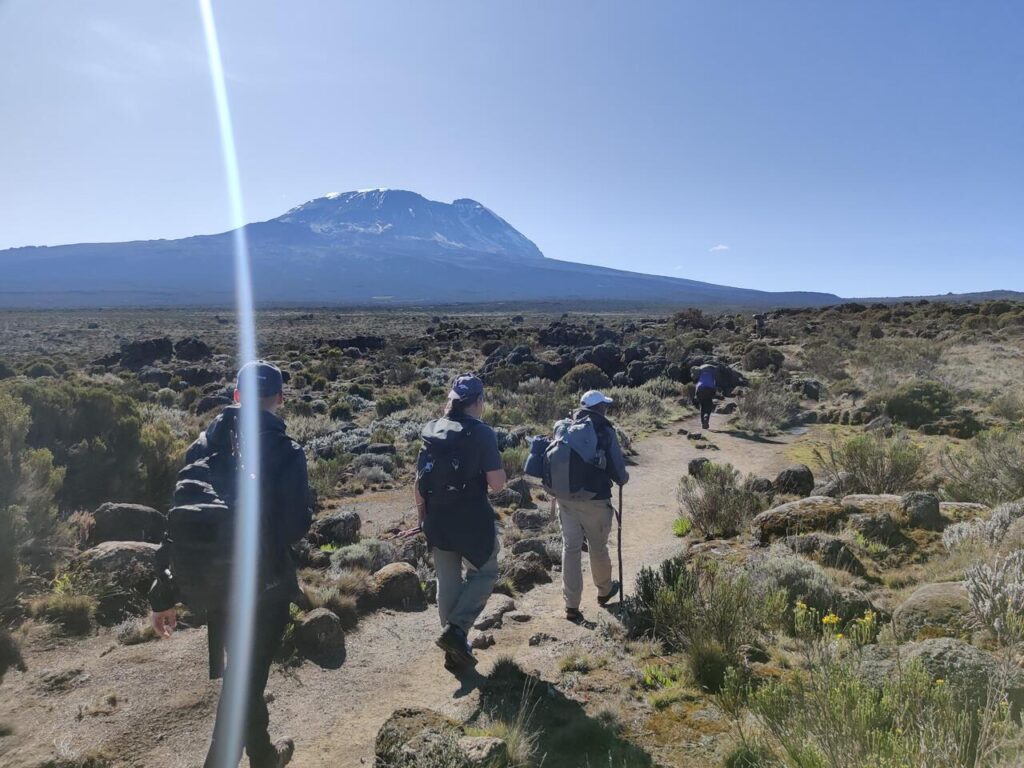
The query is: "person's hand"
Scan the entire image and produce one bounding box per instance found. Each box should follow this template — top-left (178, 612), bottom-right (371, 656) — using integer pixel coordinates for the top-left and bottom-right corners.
top-left (152, 608), bottom-right (177, 639)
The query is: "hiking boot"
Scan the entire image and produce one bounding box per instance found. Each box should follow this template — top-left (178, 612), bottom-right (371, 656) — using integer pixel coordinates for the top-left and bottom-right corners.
top-left (272, 739), bottom-right (294, 768)
top-left (565, 607), bottom-right (585, 623)
top-left (436, 624), bottom-right (475, 667)
top-left (597, 580), bottom-right (621, 607)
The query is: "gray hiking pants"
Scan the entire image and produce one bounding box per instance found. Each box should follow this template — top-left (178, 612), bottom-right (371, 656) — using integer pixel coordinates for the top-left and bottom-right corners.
top-left (558, 497), bottom-right (615, 610)
top-left (434, 538), bottom-right (500, 633)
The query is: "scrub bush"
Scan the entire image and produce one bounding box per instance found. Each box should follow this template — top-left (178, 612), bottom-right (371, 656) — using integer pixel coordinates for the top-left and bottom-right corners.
top-left (558, 363), bottom-right (611, 394)
top-left (742, 343), bottom-right (784, 371)
top-left (884, 381), bottom-right (955, 428)
top-left (812, 430), bottom-right (927, 495)
top-left (941, 430), bottom-right (1024, 506)
top-left (735, 378), bottom-right (801, 434)
top-left (375, 394), bottom-right (408, 418)
top-left (677, 462), bottom-right (765, 538)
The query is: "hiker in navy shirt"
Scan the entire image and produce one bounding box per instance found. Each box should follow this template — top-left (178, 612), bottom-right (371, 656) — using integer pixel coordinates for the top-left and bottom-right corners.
top-left (415, 374), bottom-right (506, 672)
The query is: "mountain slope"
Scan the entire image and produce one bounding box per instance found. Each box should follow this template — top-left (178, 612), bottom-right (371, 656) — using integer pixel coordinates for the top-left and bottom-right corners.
top-left (1, 189), bottom-right (838, 308)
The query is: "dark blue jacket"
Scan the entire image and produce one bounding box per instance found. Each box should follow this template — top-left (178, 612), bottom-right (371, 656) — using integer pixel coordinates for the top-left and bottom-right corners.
top-left (150, 405), bottom-right (312, 611)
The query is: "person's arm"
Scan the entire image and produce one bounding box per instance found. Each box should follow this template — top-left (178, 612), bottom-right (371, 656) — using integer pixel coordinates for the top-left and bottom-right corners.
top-left (605, 427), bottom-right (630, 486)
top-left (414, 484), bottom-right (427, 526)
top-left (280, 446), bottom-right (314, 544)
top-left (482, 428), bottom-right (506, 492)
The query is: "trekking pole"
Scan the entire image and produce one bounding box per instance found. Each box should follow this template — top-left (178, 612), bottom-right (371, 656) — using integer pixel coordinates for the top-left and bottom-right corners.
top-left (616, 484), bottom-right (624, 604)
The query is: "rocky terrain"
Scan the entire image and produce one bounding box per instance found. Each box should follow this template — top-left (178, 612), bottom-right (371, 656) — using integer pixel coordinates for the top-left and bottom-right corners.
top-left (2, 298), bottom-right (1024, 767)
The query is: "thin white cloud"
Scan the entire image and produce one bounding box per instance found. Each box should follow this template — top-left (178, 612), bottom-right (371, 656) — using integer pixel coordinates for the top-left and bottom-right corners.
top-left (709, 244), bottom-right (730, 252)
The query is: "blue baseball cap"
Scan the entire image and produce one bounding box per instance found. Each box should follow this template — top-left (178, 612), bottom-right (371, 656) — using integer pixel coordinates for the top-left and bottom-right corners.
top-left (448, 373), bottom-right (484, 402)
top-left (236, 360), bottom-right (284, 397)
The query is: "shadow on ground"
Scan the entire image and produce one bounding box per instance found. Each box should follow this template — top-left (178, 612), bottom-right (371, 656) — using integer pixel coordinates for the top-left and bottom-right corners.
top-left (471, 658), bottom-right (654, 767)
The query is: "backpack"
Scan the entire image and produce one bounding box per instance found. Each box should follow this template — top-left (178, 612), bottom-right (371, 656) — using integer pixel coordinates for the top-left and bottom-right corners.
top-left (696, 367), bottom-right (717, 390)
top-left (543, 415), bottom-right (607, 501)
top-left (417, 419), bottom-right (478, 511)
top-left (166, 448), bottom-right (239, 612)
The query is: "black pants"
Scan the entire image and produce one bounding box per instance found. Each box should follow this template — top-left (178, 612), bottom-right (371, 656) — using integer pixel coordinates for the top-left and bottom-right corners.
top-left (696, 389), bottom-right (716, 427)
top-left (204, 598), bottom-right (291, 768)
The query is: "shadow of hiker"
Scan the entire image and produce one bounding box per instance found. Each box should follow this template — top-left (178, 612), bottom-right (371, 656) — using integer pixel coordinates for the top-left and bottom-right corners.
top-left (471, 657), bottom-right (654, 767)
top-left (726, 430), bottom-right (786, 445)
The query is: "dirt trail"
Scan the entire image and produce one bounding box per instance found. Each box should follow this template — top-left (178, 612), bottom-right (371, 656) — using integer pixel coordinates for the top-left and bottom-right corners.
top-left (0, 414), bottom-right (806, 768)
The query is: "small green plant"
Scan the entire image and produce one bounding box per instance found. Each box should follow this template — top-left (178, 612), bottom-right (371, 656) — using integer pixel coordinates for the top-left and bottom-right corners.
top-left (28, 592), bottom-right (96, 635)
top-left (640, 663), bottom-right (685, 690)
top-left (375, 394), bottom-right (408, 418)
top-left (559, 649), bottom-right (603, 674)
top-left (734, 378), bottom-right (801, 434)
top-left (673, 517), bottom-right (693, 537)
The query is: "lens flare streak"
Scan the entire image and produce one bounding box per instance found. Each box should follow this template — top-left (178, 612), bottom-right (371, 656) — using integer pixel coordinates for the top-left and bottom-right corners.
top-left (198, 1), bottom-right (260, 765)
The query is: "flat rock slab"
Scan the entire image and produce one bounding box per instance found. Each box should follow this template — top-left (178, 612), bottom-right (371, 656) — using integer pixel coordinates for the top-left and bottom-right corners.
top-left (750, 496), bottom-right (846, 543)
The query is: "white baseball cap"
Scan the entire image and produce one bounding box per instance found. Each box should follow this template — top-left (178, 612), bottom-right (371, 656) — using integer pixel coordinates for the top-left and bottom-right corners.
top-left (580, 390), bottom-right (614, 408)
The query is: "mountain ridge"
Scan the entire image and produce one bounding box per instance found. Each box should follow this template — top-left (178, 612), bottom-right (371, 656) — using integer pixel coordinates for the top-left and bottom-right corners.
top-left (1, 189), bottom-right (1015, 309)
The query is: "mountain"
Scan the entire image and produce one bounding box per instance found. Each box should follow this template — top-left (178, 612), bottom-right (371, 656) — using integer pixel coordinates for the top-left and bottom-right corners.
top-left (0, 188), bottom-right (841, 308)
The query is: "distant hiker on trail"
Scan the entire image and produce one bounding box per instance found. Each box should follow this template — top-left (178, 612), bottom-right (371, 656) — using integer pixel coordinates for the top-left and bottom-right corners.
top-left (754, 313), bottom-right (766, 338)
top-left (545, 390), bottom-right (629, 624)
top-left (149, 360), bottom-right (312, 768)
top-left (695, 363), bottom-right (717, 431)
top-left (415, 374), bottom-right (506, 673)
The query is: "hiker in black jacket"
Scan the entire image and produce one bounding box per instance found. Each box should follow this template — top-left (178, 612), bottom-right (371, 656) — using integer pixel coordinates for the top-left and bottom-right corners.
top-left (415, 374), bottom-right (506, 672)
top-left (150, 360), bottom-right (312, 768)
top-left (558, 390), bottom-right (629, 623)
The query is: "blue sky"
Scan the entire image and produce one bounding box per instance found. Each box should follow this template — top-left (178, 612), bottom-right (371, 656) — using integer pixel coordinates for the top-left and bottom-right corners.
top-left (1, 1), bottom-right (1021, 296)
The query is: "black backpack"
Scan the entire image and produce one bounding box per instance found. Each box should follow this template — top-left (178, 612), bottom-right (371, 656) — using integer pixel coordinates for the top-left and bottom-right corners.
top-left (416, 418), bottom-right (478, 511)
top-left (166, 448), bottom-right (240, 612)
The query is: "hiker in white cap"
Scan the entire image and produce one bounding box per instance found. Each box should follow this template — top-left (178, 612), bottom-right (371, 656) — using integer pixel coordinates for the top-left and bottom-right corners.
top-left (544, 389), bottom-right (629, 623)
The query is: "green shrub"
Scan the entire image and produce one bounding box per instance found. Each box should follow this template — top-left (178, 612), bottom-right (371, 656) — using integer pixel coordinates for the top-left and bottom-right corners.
top-left (749, 650), bottom-right (1017, 768)
top-left (940, 429), bottom-right (1024, 506)
top-left (672, 517), bottom-right (692, 537)
top-left (330, 539), bottom-right (397, 572)
top-left (0, 360), bottom-right (15, 380)
top-left (723, 743), bottom-right (779, 768)
top-left (375, 393), bottom-right (408, 418)
top-left (688, 639), bottom-right (733, 693)
top-left (308, 454), bottom-right (352, 500)
top-left (747, 553), bottom-right (847, 631)
top-left (735, 379), bottom-right (801, 434)
top-left (558, 363), bottom-right (611, 394)
top-left (884, 381), bottom-right (955, 428)
top-left (812, 430), bottom-right (927, 495)
top-left (677, 462), bottom-right (765, 538)
top-left (348, 382), bottom-right (374, 399)
top-left (328, 401), bottom-right (353, 421)
top-left (742, 343), bottom-right (784, 371)
top-left (501, 446), bottom-right (528, 479)
top-left (3, 379), bottom-right (182, 511)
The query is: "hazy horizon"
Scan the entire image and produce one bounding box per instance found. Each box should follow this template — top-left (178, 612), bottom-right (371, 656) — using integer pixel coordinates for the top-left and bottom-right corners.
top-left (2, 1), bottom-right (1022, 297)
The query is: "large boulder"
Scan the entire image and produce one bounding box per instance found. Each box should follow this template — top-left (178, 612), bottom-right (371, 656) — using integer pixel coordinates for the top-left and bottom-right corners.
top-left (774, 465), bottom-right (815, 497)
top-left (174, 337), bottom-right (212, 361)
top-left (473, 594), bottom-right (516, 631)
top-left (892, 582), bottom-right (972, 641)
top-left (294, 608), bottom-right (346, 665)
top-left (846, 512), bottom-right (908, 548)
top-left (375, 708), bottom-right (465, 767)
top-left (860, 638), bottom-right (1022, 711)
top-left (120, 337), bottom-right (173, 369)
top-left (841, 494), bottom-right (904, 519)
top-left (512, 507), bottom-right (553, 532)
top-left (175, 366), bottom-right (220, 387)
top-left (783, 534), bottom-right (867, 578)
top-left (372, 562), bottom-right (426, 610)
top-left (88, 503), bottom-right (166, 546)
top-left (71, 541), bottom-right (159, 623)
top-left (308, 510), bottom-right (362, 546)
top-left (901, 492), bottom-right (944, 531)
top-left (750, 497), bottom-right (847, 544)
top-left (501, 551), bottom-right (552, 592)
top-left (510, 536), bottom-right (557, 568)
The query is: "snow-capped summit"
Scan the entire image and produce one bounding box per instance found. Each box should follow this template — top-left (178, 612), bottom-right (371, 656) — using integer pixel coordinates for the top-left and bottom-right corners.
top-left (276, 189), bottom-right (544, 261)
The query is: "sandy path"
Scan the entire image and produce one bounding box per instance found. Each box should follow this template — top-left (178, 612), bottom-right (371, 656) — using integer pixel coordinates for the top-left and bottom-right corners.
top-left (0, 413), bottom-right (804, 768)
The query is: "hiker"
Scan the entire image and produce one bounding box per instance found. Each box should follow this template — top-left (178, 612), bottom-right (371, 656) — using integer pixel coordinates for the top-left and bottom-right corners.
top-left (694, 363), bottom-right (717, 430)
top-left (149, 360), bottom-right (312, 768)
top-left (415, 374), bottom-right (506, 672)
top-left (754, 313), bottom-right (766, 338)
top-left (549, 390), bottom-right (629, 624)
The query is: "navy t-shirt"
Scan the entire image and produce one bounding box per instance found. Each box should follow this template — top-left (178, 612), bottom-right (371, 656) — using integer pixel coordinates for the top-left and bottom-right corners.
top-left (419, 414), bottom-right (502, 566)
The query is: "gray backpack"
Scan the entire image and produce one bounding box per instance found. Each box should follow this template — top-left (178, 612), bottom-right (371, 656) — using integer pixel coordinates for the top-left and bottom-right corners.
top-left (543, 415), bottom-right (606, 501)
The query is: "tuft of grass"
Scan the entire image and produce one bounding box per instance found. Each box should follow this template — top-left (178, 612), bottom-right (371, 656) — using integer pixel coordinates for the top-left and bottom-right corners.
top-left (559, 649), bottom-right (604, 675)
top-left (687, 640), bottom-right (733, 693)
top-left (28, 593), bottom-right (96, 635)
top-left (115, 618), bottom-right (157, 646)
top-left (672, 517), bottom-right (693, 537)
